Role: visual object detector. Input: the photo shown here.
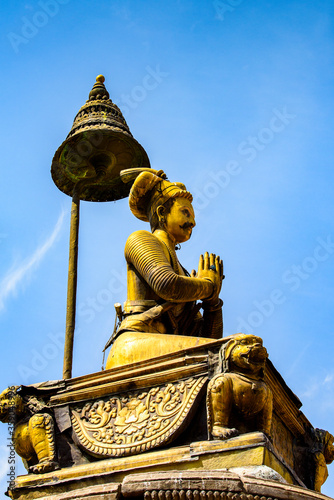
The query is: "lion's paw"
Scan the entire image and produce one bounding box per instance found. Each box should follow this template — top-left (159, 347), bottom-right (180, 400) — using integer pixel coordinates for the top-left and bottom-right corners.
top-left (29, 460), bottom-right (60, 474)
top-left (211, 425), bottom-right (239, 440)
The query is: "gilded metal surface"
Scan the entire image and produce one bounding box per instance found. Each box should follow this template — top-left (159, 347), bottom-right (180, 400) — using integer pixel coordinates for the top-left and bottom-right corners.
top-left (51, 75), bottom-right (150, 202)
top-left (2, 348), bottom-right (333, 493)
top-left (5, 76), bottom-right (333, 498)
top-left (63, 194), bottom-right (79, 379)
top-left (0, 387), bottom-right (59, 474)
top-left (270, 413), bottom-right (294, 470)
top-left (52, 75), bottom-right (150, 377)
top-left (207, 334), bottom-right (273, 440)
top-left (70, 376), bottom-right (206, 458)
top-left (313, 429), bottom-right (334, 492)
top-left (128, 169), bottom-right (192, 222)
top-left (106, 331), bottom-right (217, 369)
top-left (106, 170), bottom-right (224, 369)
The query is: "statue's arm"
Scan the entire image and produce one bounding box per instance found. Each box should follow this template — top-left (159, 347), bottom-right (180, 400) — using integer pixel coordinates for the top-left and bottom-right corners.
top-left (201, 304), bottom-right (223, 339)
top-left (125, 230), bottom-right (214, 303)
top-left (195, 254), bottom-right (224, 338)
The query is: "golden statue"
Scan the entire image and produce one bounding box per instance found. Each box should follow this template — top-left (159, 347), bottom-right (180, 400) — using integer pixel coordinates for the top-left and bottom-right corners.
top-left (2, 75), bottom-right (334, 498)
top-left (207, 333), bottom-right (273, 440)
top-left (313, 429), bottom-right (334, 492)
top-left (0, 387), bottom-right (59, 474)
top-left (106, 170), bottom-right (224, 369)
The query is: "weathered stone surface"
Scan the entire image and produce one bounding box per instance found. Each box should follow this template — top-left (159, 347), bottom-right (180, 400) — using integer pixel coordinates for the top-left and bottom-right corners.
top-left (229, 465), bottom-right (287, 484)
top-left (122, 470), bottom-right (333, 500)
top-left (38, 482), bottom-right (120, 500)
top-left (121, 470), bottom-right (244, 497)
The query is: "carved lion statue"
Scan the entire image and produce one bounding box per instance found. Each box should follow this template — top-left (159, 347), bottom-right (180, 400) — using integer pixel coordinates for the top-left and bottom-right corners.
top-left (313, 429), bottom-right (334, 492)
top-left (207, 333), bottom-right (273, 440)
top-left (0, 386), bottom-right (59, 473)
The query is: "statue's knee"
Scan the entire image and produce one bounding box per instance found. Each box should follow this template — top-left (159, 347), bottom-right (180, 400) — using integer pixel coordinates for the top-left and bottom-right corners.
top-left (29, 413), bottom-right (52, 430)
top-left (209, 376), bottom-right (226, 395)
top-left (29, 414), bottom-right (46, 429)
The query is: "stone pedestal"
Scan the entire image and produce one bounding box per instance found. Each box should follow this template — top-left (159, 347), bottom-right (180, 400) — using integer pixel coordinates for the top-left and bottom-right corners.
top-left (5, 339), bottom-right (333, 499)
top-left (8, 466), bottom-right (333, 500)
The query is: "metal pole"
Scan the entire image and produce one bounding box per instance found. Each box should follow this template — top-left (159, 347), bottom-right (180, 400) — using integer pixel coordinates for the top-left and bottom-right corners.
top-left (62, 168), bottom-right (107, 379)
top-left (63, 190), bottom-right (80, 379)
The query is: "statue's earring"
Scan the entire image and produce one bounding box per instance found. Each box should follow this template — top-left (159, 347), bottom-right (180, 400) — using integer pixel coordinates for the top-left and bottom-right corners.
top-left (157, 206), bottom-right (165, 228)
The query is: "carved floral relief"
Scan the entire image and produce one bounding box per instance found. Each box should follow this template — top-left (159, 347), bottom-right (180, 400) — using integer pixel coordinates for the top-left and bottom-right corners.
top-left (71, 376), bottom-right (207, 457)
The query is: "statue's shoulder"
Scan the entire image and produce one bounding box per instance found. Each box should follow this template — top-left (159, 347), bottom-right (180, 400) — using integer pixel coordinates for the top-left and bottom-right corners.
top-left (125, 231), bottom-right (168, 264)
top-left (126, 229), bottom-right (155, 244)
top-left (125, 230), bottom-right (158, 253)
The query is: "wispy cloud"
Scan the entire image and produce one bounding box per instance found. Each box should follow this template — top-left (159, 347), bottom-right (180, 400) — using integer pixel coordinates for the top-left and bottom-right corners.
top-left (286, 341), bottom-right (312, 377)
top-left (0, 210), bottom-right (66, 312)
top-left (302, 380), bottom-right (321, 399)
top-left (302, 371), bottom-right (334, 399)
top-left (0, 445), bottom-right (10, 483)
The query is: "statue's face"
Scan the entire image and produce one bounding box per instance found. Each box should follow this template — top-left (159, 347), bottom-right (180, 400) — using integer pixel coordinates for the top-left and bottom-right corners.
top-left (230, 334), bottom-right (268, 375)
top-left (165, 198), bottom-right (196, 244)
top-left (326, 435), bottom-right (334, 462)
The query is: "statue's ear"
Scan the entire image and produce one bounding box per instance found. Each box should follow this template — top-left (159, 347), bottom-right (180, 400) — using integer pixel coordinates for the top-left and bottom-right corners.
top-left (156, 205), bottom-right (165, 219)
top-left (156, 205), bottom-right (166, 224)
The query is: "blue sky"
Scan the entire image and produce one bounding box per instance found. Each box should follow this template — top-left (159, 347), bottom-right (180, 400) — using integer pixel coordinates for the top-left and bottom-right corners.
top-left (1, 0), bottom-right (334, 496)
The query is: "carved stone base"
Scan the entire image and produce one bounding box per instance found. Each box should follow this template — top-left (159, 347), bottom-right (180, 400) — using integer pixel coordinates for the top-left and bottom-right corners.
top-left (8, 466), bottom-right (333, 500)
top-left (123, 470), bottom-right (333, 500)
top-left (8, 433), bottom-right (333, 499)
top-left (3, 340), bottom-right (333, 497)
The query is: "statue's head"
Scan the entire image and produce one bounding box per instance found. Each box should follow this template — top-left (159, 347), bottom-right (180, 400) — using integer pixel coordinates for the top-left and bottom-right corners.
top-left (314, 429), bottom-right (334, 463)
top-left (129, 170), bottom-right (195, 243)
top-left (326, 433), bottom-right (334, 463)
top-left (221, 333), bottom-right (268, 378)
top-left (0, 386), bottom-right (24, 423)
